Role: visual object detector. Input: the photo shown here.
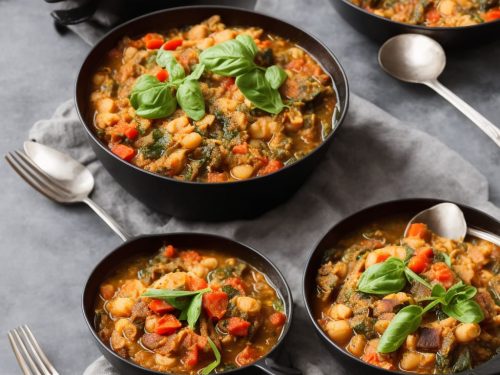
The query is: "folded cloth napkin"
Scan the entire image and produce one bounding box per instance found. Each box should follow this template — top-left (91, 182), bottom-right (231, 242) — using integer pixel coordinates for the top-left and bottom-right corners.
top-left (29, 93), bottom-right (499, 375)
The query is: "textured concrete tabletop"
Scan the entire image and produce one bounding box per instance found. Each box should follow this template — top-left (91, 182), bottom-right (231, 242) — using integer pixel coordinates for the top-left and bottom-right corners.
top-left (0, 0), bottom-right (498, 374)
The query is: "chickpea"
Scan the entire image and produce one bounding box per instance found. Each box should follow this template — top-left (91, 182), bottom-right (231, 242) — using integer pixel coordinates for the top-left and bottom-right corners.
top-left (347, 335), bottom-right (366, 357)
top-left (213, 29), bottom-right (236, 44)
top-left (455, 323), bottom-right (481, 343)
top-left (181, 132), bottom-right (202, 150)
top-left (325, 320), bottom-right (352, 344)
top-left (235, 296), bottom-right (262, 315)
top-left (110, 330), bottom-right (126, 350)
top-left (100, 284), bottom-right (115, 300)
top-left (114, 319), bottom-right (138, 340)
top-left (118, 279), bottom-right (145, 298)
top-left (196, 37), bottom-right (214, 50)
top-left (400, 351), bottom-right (422, 371)
top-left (231, 164), bottom-right (254, 180)
top-left (92, 73), bottom-right (106, 86)
top-left (96, 98), bottom-right (116, 113)
top-left (123, 46), bottom-right (138, 62)
top-left (248, 117), bottom-right (277, 140)
top-left (192, 265), bottom-right (209, 279)
top-left (187, 24), bottom-right (208, 40)
top-left (328, 304), bottom-right (352, 320)
top-left (154, 354), bottom-right (177, 367)
top-left (405, 334), bottom-right (417, 351)
top-left (145, 316), bottom-right (158, 332)
top-left (107, 297), bottom-right (134, 317)
top-left (95, 113), bottom-right (120, 129)
top-left (166, 116), bottom-right (193, 134)
top-left (152, 272), bottom-right (187, 290)
top-left (200, 257), bottom-right (218, 270)
top-left (374, 320), bottom-right (390, 334)
top-left (438, 0), bottom-right (456, 16)
top-left (165, 149), bottom-right (187, 175)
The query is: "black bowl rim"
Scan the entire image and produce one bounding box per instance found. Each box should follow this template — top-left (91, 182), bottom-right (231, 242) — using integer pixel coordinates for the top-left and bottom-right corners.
top-left (302, 198), bottom-right (500, 375)
top-left (82, 232), bottom-right (294, 375)
top-left (339, 0), bottom-right (500, 32)
top-left (75, 4), bottom-right (350, 187)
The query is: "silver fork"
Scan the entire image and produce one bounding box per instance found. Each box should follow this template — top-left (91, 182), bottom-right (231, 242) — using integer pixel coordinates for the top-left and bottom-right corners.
top-left (7, 325), bottom-right (59, 375)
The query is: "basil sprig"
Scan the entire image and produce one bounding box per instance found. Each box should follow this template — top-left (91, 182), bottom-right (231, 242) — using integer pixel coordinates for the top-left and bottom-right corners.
top-left (357, 258), bottom-right (406, 294)
top-left (142, 287), bottom-right (211, 329)
top-left (201, 337), bottom-right (221, 374)
top-left (200, 34), bottom-right (288, 114)
top-left (129, 47), bottom-right (206, 120)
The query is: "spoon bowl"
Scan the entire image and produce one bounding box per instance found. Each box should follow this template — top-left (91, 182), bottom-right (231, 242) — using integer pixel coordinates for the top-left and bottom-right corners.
top-left (379, 33), bottom-right (446, 84)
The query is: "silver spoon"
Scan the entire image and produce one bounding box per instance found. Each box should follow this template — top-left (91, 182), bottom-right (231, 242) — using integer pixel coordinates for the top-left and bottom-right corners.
top-left (378, 34), bottom-right (500, 148)
top-left (405, 202), bottom-right (500, 246)
top-left (23, 141), bottom-right (131, 241)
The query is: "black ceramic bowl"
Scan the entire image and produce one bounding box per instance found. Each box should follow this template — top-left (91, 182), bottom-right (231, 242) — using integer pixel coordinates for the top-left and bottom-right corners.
top-left (75, 5), bottom-right (349, 221)
top-left (303, 198), bottom-right (500, 375)
top-left (331, 0), bottom-right (500, 48)
top-left (83, 232), bottom-right (295, 375)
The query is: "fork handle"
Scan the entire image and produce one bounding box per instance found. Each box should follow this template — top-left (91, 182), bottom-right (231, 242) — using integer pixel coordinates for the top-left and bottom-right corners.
top-left (83, 197), bottom-right (132, 242)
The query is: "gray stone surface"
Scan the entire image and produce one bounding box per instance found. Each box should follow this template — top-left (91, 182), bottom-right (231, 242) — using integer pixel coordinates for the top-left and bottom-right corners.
top-left (0, 0), bottom-right (498, 374)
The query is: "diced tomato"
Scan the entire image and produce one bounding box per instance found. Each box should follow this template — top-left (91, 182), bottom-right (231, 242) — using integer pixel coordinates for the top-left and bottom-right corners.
top-left (222, 77), bottom-right (235, 90)
top-left (257, 160), bottom-right (284, 176)
top-left (163, 38), bottom-right (183, 50)
top-left (146, 38), bottom-right (164, 50)
top-left (417, 247), bottom-right (434, 259)
top-left (227, 317), bottom-right (251, 337)
top-left (407, 223), bottom-right (431, 242)
top-left (184, 345), bottom-right (199, 368)
top-left (426, 7), bottom-right (441, 23)
top-left (375, 252), bottom-right (390, 264)
top-left (485, 9), bottom-right (500, 22)
top-left (156, 69), bottom-right (168, 82)
top-left (124, 127), bottom-right (138, 140)
top-left (155, 314), bottom-right (182, 335)
top-left (180, 250), bottom-right (202, 264)
top-left (202, 291), bottom-right (228, 320)
top-left (286, 58), bottom-right (305, 71)
top-left (223, 277), bottom-right (246, 295)
top-left (186, 275), bottom-right (208, 291)
top-left (431, 262), bottom-right (454, 288)
top-left (164, 244), bottom-right (177, 258)
top-left (235, 345), bottom-right (260, 366)
top-left (148, 299), bottom-right (175, 314)
top-left (361, 352), bottom-right (395, 370)
top-left (232, 143), bottom-right (248, 154)
top-left (110, 144), bottom-right (135, 161)
top-left (408, 255), bottom-right (429, 274)
top-left (269, 312), bottom-right (286, 327)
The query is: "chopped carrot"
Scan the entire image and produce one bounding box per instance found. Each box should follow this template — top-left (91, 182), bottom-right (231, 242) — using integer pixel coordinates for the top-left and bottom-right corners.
top-left (146, 38), bottom-right (164, 49)
top-left (124, 127), bottom-right (138, 140)
top-left (417, 247), bottom-right (434, 258)
top-left (426, 7), bottom-right (441, 23)
top-left (184, 345), bottom-right (199, 367)
top-left (269, 312), bottom-right (286, 327)
top-left (202, 291), bottom-right (228, 320)
top-left (407, 223), bottom-right (431, 241)
top-left (257, 160), bottom-right (284, 176)
top-left (227, 317), bottom-right (251, 337)
top-left (164, 244), bottom-right (177, 258)
top-left (223, 277), bottom-right (246, 295)
top-left (163, 38), bottom-right (183, 50)
top-left (186, 275), bottom-right (208, 291)
top-left (408, 255), bottom-right (429, 274)
top-left (236, 345), bottom-right (260, 366)
top-left (148, 299), bottom-right (175, 314)
top-left (375, 252), bottom-right (390, 263)
top-left (431, 262), bottom-right (454, 288)
top-left (110, 144), bottom-right (135, 161)
top-left (155, 314), bottom-right (182, 335)
top-left (232, 143), bottom-right (248, 154)
top-left (485, 9), bottom-right (500, 22)
top-left (286, 58), bottom-right (305, 71)
top-left (180, 250), bottom-right (202, 264)
top-left (156, 69), bottom-right (168, 82)
top-left (222, 77), bottom-right (235, 90)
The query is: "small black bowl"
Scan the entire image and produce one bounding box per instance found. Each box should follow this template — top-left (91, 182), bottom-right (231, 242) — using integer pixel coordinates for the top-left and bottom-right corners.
top-left (75, 5), bottom-right (349, 221)
top-left (331, 0), bottom-right (500, 48)
top-left (303, 198), bottom-right (500, 375)
top-left (82, 232), bottom-right (295, 375)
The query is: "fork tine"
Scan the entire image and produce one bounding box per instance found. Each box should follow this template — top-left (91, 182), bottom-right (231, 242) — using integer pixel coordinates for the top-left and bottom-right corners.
top-left (15, 151), bottom-right (73, 195)
top-left (21, 325), bottom-right (59, 375)
top-left (8, 331), bottom-right (33, 375)
top-left (5, 154), bottom-right (62, 203)
top-left (10, 329), bottom-right (42, 375)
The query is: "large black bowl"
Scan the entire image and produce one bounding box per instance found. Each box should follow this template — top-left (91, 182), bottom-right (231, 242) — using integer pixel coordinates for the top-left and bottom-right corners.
top-left (303, 198), bottom-right (500, 374)
top-left (331, 0), bottom-right (500, 48)
top-left (83, 232), bottom-right (295, 375)
top-left (75, 5), bottom-right (349, 221)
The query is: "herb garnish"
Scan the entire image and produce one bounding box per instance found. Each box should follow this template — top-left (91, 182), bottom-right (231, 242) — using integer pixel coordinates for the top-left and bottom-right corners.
top-left (201, 337), bottom-right (221, 374)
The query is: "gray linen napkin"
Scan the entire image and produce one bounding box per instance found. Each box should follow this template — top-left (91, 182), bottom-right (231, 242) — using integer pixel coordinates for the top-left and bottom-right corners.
top-left (29, 93), bottom-right (499, 375)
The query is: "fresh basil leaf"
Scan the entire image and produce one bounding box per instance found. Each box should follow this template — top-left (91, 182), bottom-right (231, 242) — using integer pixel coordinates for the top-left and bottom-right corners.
top-left (129, 75), bottom-right (177, 119)
top-left (444, 281), bottom-right (477, 305)
top-left (236, 68), bottom-right (286, 114)
top-left (176, 80), bottom-right (206, 120)
top-left (235, 34), bottom-right (258, 60)
top-left (179, 308), bottom-right (188, 321)
top-left (357, 257), bottom-right (406, 295)
top-left (142, 288), bottom-right (210, 299)
top-left (187, 292), bottom-right (204, 329)
top-left (186, 63), bottom-right (205, 81)
top-left (199, 39), bottom-right (256, 76)
top-left (201, 337), bottom-right (221, 374)
top-left (265, 65), bottom-right (288, 89)
top-left (442, 299), bottom-right (484, 323)
top-left (378, 305), bottom-right (423, 353)
top-left (156, 49), bottom-right (185, 82)
top-left (431, 284), bottom-right (446, 299)
top-left (404, 267), bottom-right (433, 290)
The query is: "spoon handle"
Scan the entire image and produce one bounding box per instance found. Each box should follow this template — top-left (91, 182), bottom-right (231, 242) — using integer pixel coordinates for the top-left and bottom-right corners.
top-left (425, 80), bottom-right (500, 148)
top-left (83, 197), bottom-right (132, 242)
top-left (468, 227), bottom-right (500, 247)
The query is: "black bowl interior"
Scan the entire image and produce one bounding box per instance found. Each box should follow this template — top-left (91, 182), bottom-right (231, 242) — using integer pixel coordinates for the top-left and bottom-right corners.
top-left (303, 198), bottom-right (500, 375)
top-left (332, 0), bottom-right (500, 48)
top-left (75, 5), bottom-right (348, 184)
top-left (83, 233), bottom-right (293, 375)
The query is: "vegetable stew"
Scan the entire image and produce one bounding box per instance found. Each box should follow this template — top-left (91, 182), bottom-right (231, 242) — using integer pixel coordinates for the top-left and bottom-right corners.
top-left (95, 245), bottom-right (286, 374)
top-left (350, 0), bottom-right (500, 26)
top-left (314, 216), bottom-right (499, 373)
top-left (89, 15), bottom-right (336, 182)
